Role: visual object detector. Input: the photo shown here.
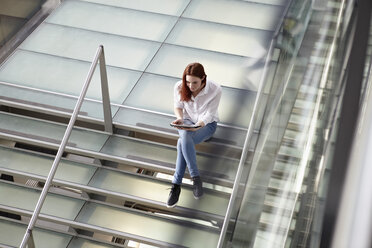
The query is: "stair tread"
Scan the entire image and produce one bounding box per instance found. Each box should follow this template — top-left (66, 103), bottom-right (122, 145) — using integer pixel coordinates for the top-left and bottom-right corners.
top-left (24, 16), bottom-right (276, 61)
top-left (0, 50), bottom-right (140, 108)
top-left (0, 112), bottom-right (239, 186)
top-left (0, 80), bottom-right (254, 148)
top-left (20, 22), bottom-right (161, 71)
top-left (48, 0), bottom-right (177, 42)
top-left (0, 182), bottom-right (84, 220)
top-left (0, 219), bottom-right (116, 248)
top-left (0, 146), bottom-right (229, 217)
top-left (0, 181), bottom-right (219, 248)
top-left (0, 112), bottom-right (109, 151)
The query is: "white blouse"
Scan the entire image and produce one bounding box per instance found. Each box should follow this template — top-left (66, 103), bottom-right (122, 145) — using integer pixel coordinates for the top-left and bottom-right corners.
top-left (174, 79), bottom-right (222, 124)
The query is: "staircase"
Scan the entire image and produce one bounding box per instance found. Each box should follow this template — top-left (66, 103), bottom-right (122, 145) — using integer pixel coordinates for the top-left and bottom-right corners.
top-left (0, 0), bottom-right (290, 247)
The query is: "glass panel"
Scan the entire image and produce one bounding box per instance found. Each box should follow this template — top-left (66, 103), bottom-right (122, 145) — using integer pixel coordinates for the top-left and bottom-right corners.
top-left (166, 18), bottom-right (273, 57)
top-left (278, 146), bottom-right (310, 158)
top-left (183, 0), bottom-right (284, 31)
top-left (0, 182), bottom-right (85, 220)
top-left (77, 0), bottom-right (190, 16)
top-left (123, 73), bottom-right (176, 114)
top-left (76, 202), bottom-right (219, 248)
top-left (264, 193), bottom-right (296, 208)
top-left (0, 146), bottom-right (96, 185)
top-left (20, 23), bottom-right (161, 71)
top-left (46, 1), bottom-right (178, 42)
top-left (0, 112), bottom-right (109, 152)
top-left (229, 0), bottom-right (357, 246)
top-left (100, 136), bottom-right (239, 183)
top-left (219, 87), bottom-right (260, 128)
top-left (146, 44), bottom-right (270, 90)
top-left (89, 168), bottom-right (229, 216)
top-left (254, 231), bottom-right (285, 248)
top-left (0, 219), bottom-right (72, 248)
top-left (0, 50), bottom-right (140, 104)
top-left (260, 212), bottom-right (291, 228)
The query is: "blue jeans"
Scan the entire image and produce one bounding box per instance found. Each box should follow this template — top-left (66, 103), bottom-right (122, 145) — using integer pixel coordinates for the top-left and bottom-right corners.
top-left (172, 119), bottom-right (217, 185)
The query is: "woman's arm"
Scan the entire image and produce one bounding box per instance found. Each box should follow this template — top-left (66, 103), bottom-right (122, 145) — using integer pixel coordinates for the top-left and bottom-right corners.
top-left (199, 87), bottom-right (222, 125)
top-left (173, 81), bottom-right (184, 125)
top-left (172, 107), bottom-right (184, 125)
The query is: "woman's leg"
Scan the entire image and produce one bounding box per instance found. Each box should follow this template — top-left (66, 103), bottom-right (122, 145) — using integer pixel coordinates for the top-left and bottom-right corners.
top-left (177, 121), bottom-right (217, 178)
top-left (169, 121), bottom-right (217, 205)
top-left (172, 138), bottom-right (187, 185)
top-left (172, 119), bottom-right (195, 185)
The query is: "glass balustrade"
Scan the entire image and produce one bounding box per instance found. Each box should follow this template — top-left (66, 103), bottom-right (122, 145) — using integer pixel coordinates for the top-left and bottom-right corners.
top-left (225, 0), bottom-right (360, 247)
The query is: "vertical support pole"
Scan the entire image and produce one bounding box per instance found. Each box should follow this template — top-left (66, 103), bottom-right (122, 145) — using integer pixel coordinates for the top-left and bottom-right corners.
top-left (99, 45), bottom-right (113, 134)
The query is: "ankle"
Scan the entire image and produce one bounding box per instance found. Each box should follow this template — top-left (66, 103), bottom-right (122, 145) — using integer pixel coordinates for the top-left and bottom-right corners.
top-left (192, 176), bottom-right (201, 182)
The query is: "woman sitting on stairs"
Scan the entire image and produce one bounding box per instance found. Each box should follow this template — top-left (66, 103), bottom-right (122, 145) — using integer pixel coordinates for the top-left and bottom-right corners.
top-left (167, 62), bottom-right (222, 208)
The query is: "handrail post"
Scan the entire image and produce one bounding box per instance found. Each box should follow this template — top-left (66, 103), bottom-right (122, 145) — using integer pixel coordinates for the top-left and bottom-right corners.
top-left (19, 46), bottom-right (111, 248)
top-left (27, 231), bottom-right (35, 248)
top-left (99, 45), bottom-right (113, 134)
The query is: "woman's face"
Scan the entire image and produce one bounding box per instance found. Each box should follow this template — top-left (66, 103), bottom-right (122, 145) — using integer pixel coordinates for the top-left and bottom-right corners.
top-left (186, 75), bottom-right (204, 93)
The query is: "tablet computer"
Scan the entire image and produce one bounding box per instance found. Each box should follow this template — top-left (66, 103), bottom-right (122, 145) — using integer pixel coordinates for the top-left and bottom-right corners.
top-left (170, 123), bottom-right (201, 129)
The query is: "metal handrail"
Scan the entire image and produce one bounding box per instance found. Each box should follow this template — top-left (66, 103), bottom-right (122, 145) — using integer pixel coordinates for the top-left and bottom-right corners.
top-left (20, 45), bottom-right (113, 248)
top-left (216, 0), bottom-right (297, 246)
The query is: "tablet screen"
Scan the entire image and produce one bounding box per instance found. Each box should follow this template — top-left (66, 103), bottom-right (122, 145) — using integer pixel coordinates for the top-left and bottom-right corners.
top-left (170, 123), bottom-right (201, 129)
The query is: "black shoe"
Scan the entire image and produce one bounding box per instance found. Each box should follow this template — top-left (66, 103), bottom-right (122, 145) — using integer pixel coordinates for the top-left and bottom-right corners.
top-left (167, 184), bottom-right (181, 208)
top-left (192, 176), bottom-right (203, 199)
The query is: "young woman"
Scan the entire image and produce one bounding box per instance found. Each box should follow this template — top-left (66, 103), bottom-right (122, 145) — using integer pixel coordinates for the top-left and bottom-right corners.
top-left (167, 62), bottom-right (222, 208)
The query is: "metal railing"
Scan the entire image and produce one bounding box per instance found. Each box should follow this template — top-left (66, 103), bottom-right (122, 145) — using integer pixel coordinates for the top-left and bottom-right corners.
top-left (20, 45), bottom-right (113, 248)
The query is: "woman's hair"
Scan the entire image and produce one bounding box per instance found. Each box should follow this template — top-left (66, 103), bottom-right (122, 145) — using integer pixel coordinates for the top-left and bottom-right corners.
top-left (180, 62), bottom-right (207, 102)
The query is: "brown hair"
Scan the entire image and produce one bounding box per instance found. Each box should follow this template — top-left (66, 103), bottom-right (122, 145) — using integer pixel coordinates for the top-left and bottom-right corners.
top-left (180, 62), bottom-right (207, 102)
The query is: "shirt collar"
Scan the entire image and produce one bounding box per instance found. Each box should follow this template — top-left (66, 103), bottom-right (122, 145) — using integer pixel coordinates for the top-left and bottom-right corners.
top-left (195, 80), bottom-right (210, 97)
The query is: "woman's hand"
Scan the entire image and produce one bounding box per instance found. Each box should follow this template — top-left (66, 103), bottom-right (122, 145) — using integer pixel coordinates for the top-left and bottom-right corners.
top-left (186, 121), bottom-right (204, 131)
top-left (196, 121), bottom-right (205, 127)
top-left (183, 121), bottom-right (205, 131)
top-left (172, 118), bottom-right (183, 129)
top-left (172, 118), bottom-right (183, 125)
